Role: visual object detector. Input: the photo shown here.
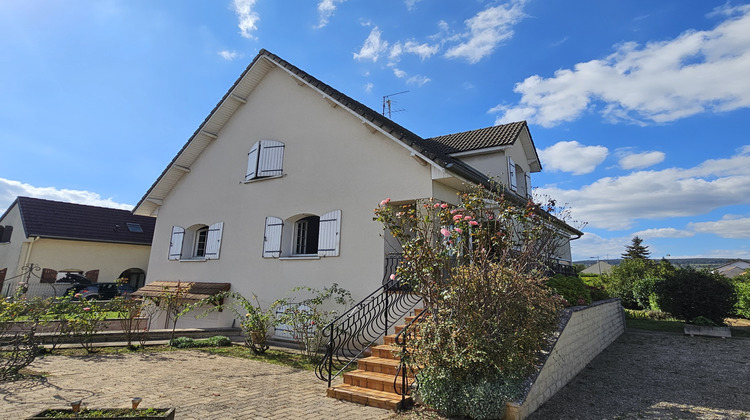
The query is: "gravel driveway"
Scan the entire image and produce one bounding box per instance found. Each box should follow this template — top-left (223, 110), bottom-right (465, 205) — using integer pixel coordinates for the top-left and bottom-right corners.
top-left (526, 330), bottom-right (750, 419)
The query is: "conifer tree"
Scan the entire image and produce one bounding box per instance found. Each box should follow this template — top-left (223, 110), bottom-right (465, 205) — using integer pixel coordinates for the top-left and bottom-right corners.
top-left (622, 236), bottom-right (650, 260)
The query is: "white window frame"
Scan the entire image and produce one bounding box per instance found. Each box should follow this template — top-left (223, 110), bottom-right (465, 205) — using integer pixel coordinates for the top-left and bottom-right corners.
top-left (262, 210), bottom-right (341, 259)
top-left (168, 222), bottom-right (223, 261)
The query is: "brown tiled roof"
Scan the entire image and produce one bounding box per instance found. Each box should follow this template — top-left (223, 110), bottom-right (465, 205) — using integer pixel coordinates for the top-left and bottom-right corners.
top-left (132, 281), bottom-right (231, 302)
top-left (13, 197), bottom-right (155, 245)
top-left (424, 121), bottom-right (527, 155)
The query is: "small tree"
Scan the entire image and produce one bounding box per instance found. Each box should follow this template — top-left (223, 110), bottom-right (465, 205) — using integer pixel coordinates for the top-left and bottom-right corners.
top-left (622, 236), bottom-right (651, 260)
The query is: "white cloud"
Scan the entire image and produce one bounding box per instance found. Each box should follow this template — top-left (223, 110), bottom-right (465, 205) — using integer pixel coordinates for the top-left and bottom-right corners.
top-left (570, 232), bottom-right (629, 261)
top-left (354, 27), bottom-right (389, 62)
top-left (316, 0), bottom-right (346, 29)
top-left (0, 178), bottom-right (133, 214)
top-left (537, 141), bottom-right (609, 175)
top-left (631, 227), bottom-right (695, 239)
top-left (444, 0), bottom-right (527, 64)
top-left (689, 214), bottom-right (750, 238)
top-left (493, 4), bottom-right (750, 127)
top-left (618, 150), bottom-right (665, 170)
top-left (537, 146), bottom-right (750, 230)
top-left (405, 0), bottom-right (421, 11)
top-left (218, 50), bottom-right (239, 61)
top-left (233, 0), bottom-right (260, 39)
top-left (391, 67), bottom-right (407, 78)
top-left (364, 82), bottom-right (374, 93)
top-left (406, 74), bottom-right (430, 87)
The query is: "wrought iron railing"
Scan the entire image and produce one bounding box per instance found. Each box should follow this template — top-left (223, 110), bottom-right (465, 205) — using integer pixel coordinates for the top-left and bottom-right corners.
top-left (393, 307), bottom-right (428, 405)
top-left (315, 278), bottom-right (422, 387)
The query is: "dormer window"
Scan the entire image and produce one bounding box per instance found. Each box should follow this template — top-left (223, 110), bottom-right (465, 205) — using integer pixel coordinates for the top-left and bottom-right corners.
top-left (246, 140), bottom-right (285, 181)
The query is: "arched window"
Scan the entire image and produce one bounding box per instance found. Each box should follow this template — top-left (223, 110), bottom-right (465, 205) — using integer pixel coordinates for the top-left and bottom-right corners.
top-left (169, 222), bottom-right (224, 261)
top-left (294, 216), bottom-right (320, 255)
top-left (262, 210), bottom-right (341, 258)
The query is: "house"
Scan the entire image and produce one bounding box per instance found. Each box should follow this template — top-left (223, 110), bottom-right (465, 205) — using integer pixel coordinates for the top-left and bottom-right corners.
top-left (714, 259), bottom-right (750, 278)
top-left (132, 49), bottom-right (582, 330)
top-left (581, 261), bottom-right (613, 275)
top-left (0, 197), bottom-right (155, 297)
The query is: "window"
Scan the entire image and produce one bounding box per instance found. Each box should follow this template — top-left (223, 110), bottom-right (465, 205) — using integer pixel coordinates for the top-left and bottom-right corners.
top-left (246, 140), bottom-right (285, 181)
top-left (126, 223), bottom-right (143, 233)
top-left (0, 225), bottom-right (12, 243)
top-left (294, 216), bottom-right (319, 255)
top-left (169, 222), bottom-right (224, 261)
top-left (194, 226), bottom-right (209, 257)
top-left (263, 210), bottom-right (341, 258)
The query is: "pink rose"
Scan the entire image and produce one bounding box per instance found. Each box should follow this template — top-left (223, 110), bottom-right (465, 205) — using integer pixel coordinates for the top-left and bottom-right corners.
top-left (455, 228), bottom-right (463, 234)
top-left (440, 203), bottom-right (448, 209)
top-left (379, 198), bottom-right (391, 206)
top-left (440, 228), bottom-right (451, 237)
top-left (464, 216), bottom-right (473, 221)
top-left (469, 220), bottom-right (479, 226)
top-left (453, 214), bottom-right (463, 221)
top-left (390, 274), bottom-right (397, 280)
top-left (83, 307), bottom-right (91, 312)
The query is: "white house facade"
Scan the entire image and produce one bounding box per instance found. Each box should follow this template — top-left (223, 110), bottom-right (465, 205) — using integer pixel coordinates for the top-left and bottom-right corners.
top-left (133, 49), bottom-right (582, 329)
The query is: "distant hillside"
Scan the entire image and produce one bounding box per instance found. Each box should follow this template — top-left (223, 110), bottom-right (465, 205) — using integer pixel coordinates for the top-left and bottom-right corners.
top-left (574, 258), bottom-right (735, 269)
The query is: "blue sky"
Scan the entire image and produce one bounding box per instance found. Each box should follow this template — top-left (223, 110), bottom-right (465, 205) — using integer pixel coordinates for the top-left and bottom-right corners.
top-left (2, 0), bottom-right (749, 261)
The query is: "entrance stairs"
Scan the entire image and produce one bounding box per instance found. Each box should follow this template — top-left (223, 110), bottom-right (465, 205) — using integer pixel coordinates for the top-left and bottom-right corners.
top-left (326, 309), bottom-right (422, 410)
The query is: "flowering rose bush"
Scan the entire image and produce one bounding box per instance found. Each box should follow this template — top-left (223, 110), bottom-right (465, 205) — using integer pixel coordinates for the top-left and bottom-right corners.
top-left (374, 186), bottom-right (572, 419)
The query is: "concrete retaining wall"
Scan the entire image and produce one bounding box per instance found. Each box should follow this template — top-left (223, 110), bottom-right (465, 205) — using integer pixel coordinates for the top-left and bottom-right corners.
top-left (506, 299), bottom-right (625, 420)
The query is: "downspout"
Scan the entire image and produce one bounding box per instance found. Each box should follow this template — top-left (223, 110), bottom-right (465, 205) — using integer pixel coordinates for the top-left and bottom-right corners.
top-left (22, 236), bottom-right (40, 270)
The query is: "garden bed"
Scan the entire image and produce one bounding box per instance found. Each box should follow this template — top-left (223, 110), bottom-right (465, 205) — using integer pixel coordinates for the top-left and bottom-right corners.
top-left (27, 408), bottom-right (175, 419)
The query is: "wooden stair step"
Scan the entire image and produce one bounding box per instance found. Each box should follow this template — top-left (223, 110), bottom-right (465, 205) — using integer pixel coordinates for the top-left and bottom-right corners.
top-left (327, 383), bottom-right (412, 410)
top-left (343, 369), bottom-right (414, 394)
top-left (370, 344), bottom-right (399, 360)
top-left (357, 356), bottom-right (405, 376)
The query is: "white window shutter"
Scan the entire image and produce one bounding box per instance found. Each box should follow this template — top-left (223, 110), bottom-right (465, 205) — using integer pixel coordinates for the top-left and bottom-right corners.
top-left (205, 221), bottom-right (224, 260)
top-left (263, 216), bottom-right (283, 258)
top-left (318, 210), bottom-right (341, 257)
top-left (525, 173), bottom-right (532, 198)
top-left (246, 142), bottom-right (260, 181)
top-left (168, 226), bottom-right (185, 260)
top-left (258, 140), bottom-right (284, 178)
top-left (508, 157), bottom-right (517, 192)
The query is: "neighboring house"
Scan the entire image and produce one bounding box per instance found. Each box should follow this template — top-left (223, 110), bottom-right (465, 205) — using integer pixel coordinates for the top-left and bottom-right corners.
top-left (714, 259), bottom-right (750, 278)
top-left (581, 261), bottom-right (614, 276)
top-left (0, 197), bottom-right (155, 297)
top-left (132, 49), bottom-right (582, 330)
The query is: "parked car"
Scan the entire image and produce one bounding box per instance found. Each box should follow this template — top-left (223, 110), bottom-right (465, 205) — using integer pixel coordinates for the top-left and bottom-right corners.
top-left (55, 273), bottom-right (91, 285)
top-left (64, 283), bottom-right (135, 300)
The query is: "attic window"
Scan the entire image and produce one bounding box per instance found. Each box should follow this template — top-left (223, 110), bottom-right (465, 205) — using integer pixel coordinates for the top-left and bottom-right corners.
top-left (246, 140), bottom-right (285, 181)
top-left (127, 223), bottom-right (143, 233)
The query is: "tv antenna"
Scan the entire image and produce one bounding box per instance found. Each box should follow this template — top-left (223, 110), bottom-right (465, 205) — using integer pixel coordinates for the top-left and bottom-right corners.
top-left (382, 91), bottom-right (409, 119)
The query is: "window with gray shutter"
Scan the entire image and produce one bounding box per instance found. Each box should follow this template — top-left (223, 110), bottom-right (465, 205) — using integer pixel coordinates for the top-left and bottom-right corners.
top-left (508, 157), bottom-right (517, 192)
top-left (263, 217), bottom-right (283, 258)
top-left (169, 226), bottom-right (185, 260)
top-left (205, 222), bottom-right (224, 260)
top-left (318, 210), bottom-right (342, 257)
top-left (0, 225), bottom-right (11, 243)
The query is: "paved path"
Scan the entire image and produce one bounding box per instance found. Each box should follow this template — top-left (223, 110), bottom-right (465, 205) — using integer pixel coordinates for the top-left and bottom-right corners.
top-left (0, 350), bottom-right (392, 420)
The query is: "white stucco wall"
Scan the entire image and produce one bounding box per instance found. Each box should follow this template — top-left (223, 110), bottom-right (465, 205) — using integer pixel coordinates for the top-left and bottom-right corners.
top-left (145, 66), bottom-right (448, 328)
top-left (0, 204), bottom-right (25, 279)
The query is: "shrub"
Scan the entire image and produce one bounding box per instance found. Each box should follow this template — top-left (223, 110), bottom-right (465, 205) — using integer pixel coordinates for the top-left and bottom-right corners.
top-left (654, 268), bottom-right (736, 324)
top-left (733, 279), bottom-right (750, 319)
top-left (417, 366), bottom-right (523, 420)
top-left (169, 335), bottom-right (232, 348)
top-left (546, 275), bottom-right (591, 306)
top-left (375, 186), bottom-right (571, 418)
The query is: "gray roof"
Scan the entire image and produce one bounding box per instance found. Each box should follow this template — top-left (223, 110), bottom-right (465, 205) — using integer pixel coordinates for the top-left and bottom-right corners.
top-left (5, 197), bottom-right (155, 245)
top-left (425, 121), bottom-right (527, 154)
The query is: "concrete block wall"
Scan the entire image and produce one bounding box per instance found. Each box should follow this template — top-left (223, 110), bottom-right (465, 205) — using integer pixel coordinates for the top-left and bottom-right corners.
top-left (505, 299), bottom-right (625, 420)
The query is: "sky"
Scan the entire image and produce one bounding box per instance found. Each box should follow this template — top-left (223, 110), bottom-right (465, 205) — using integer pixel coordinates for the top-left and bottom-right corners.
top-left (1, 0), bottom-right (749, 262)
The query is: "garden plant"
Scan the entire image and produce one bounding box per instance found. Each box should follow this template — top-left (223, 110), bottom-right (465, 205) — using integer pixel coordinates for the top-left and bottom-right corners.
top-left (374, 187), bottom-right (575, 419)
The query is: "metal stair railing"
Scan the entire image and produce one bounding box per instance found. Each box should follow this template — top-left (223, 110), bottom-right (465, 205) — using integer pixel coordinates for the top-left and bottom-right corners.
top-left (393, 307), bottom-right (428, 406)
top-left (315, 278), bottom-right (422, 387)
